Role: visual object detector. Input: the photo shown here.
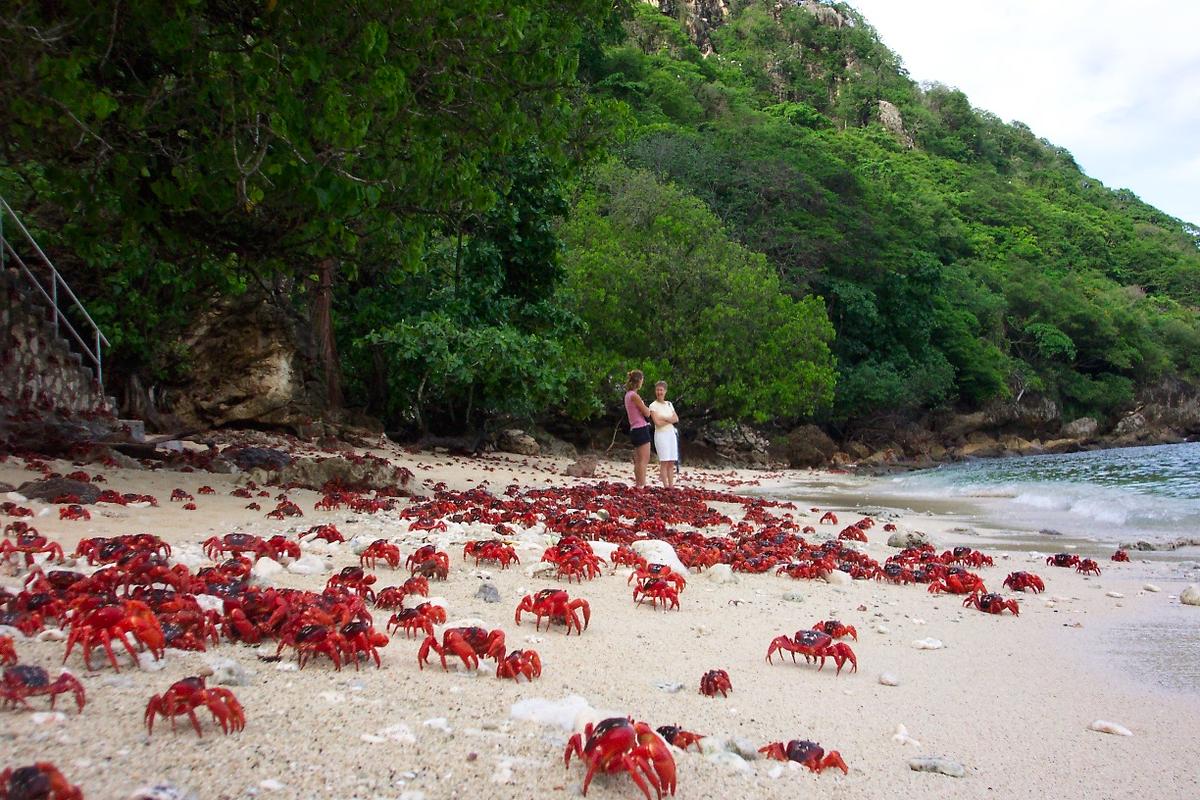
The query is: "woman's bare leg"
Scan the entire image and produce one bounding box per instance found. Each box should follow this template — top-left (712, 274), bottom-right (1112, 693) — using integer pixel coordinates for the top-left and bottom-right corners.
top-left (664, 461), bottom-right (676, 488)
top-left (634, 443), bottom-right (650, 487)
top-left (658, 460), bottom-right (670, 486)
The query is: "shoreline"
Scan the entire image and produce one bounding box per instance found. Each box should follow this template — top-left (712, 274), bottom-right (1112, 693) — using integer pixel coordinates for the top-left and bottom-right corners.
top-left (2, 441), bottom-right (1199, 799)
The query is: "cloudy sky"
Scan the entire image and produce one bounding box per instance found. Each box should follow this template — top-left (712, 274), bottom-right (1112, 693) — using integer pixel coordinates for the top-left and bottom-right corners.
top-left (849, 0), bottom-right (1200, 226)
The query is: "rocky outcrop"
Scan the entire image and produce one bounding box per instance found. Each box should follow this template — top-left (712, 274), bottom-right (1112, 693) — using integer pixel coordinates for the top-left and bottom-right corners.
top-left (877, 100), bottom-right (915, 148)
top-left (782, 424), bottom-right (837, 468)
top-left (246, 453), bottom-right (410, 492)
top-left (1061, 417), bottom-right (1099, 439)
top-left (642, 0), bottom-right (731, 55)
top-left (496, 429), bottom-right (540, 456)
top-left (698, 422), bottom-right (771, 465)
top-left (162, 293), bottom-right (325, 432)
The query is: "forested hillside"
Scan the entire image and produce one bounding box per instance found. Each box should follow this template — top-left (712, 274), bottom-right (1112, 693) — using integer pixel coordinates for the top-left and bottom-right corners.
top-left (3, 1), bottom-right (1198, 446)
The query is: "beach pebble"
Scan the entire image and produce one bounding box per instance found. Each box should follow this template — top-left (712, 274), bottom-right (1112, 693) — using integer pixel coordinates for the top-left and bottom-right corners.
top-left (259, 779), bottom-right (285, 791)
top-left (36, 627), bottom-right (67, 642)
top-left (706, 751), bottom-right (753, 774)
top-left (475, 582), bottom-right (501, 603)
top-left (31, 711), bottom-right (67, 726)
top-left (1143, 584), bottom-right (1161, 593)
top-left (655, 681), bottom-right (684, 694)
top-left (510, 695), bottom-right (593, 732)
top-left (878, 672), bottom-right (900, 686)
top-left (1088, 720), bottom-right (1133, 736)
top-left (423, 717), bottom-right (452, 733)
top-left (127, 784), bottom-right (198, 800)
top-left (706, 564), bottom-right (738, 584)
top-left (1180, 584), bottom-right (1200, 606)
top-left (205, 657), bottom-right (250, 687)
top-left (1105, 591), bottom-right (1124, 599)
top-left (891, 724), bottom-right (920, 747)
top-left (912, 638), bottom-right (944, 650)
top-left (767, 764), bottom-right (785, 779)
top-left (875, 625), bottom-right (889, 634)
top-left (286, 554), bottom-right (327, 575)
top-left (526, 561), bottom-right (558, 579)
top-left (909, 756), bottom-right (965, 777)
top-left (822, 569), bottom-right (852, 586)
top-left (251, 557), bottom-right (283, 578)
top-left (782, 591), bottom-right (805, 603)
top-left (137, 652), bottom-right (166, 672)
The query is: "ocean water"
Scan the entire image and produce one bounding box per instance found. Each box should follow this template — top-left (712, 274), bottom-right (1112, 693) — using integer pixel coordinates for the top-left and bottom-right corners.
top-left (870, 442), bottom-right (1200, 545)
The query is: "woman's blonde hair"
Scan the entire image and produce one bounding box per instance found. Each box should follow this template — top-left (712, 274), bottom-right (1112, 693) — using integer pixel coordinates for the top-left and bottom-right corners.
top-left (655, 380), bottom-right (667, 389)
top-left (625, 369), bottom-right (644, 390)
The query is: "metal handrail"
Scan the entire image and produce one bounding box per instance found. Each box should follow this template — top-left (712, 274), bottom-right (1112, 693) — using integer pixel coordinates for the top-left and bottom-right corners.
top-left (0, 194), bottom-right (110, 386)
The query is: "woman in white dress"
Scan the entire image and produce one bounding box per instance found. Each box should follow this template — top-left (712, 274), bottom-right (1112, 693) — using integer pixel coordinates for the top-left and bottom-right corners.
top-left (648, 381), bottom-right (680, 487)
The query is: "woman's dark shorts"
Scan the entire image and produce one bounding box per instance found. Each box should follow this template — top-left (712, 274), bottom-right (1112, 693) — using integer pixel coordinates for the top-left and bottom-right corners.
top-left (629, 425), bottom-right (652, 447)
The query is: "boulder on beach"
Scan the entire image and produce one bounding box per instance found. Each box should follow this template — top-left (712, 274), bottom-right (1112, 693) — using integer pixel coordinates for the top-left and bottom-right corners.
top-left (1180, 584), bottom-right (1200, 606)
top-left (887, 529), bottom-right (931, 548)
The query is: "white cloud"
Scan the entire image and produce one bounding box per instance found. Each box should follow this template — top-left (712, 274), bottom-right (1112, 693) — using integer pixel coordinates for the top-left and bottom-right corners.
top-left (849, 0), bottom-right (1200, 224)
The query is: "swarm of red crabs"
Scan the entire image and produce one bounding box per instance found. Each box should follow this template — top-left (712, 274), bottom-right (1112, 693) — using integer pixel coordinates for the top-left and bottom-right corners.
top-left (3, 452), bottom-right (1136, 798)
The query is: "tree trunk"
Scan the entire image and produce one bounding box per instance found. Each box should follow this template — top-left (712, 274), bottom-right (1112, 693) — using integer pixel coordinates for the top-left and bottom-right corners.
top-left (311, 257), bottom-right (343, 411)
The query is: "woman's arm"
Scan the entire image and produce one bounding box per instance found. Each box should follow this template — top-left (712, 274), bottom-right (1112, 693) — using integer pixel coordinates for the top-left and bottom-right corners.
top-left (666, 403), bottom-right (679, 424)
top-left (632, 393), bottom-right (653, 420)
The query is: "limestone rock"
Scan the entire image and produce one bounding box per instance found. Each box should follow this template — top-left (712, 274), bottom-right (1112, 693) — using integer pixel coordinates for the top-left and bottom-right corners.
top-left (1180, 584), bottom-right (1200, 606)
top-left (1114, 412), bottom-right (1147, 438)
top-left (877, 100), bottom-right (915, 148)
top-left (887, 529), bottom-right (931, 549)
top-left (705, 564), bottom-right (738, 585)
top-left (630, 540), bottom-right (688, 577)
top-left (287, 554), bottom-right (328, 576)
top-left (1088, 719), bottom-right (1133, 736)
top-left (222, 446), bottom-right (292, 472)
top-left (1061, 417), bottom-right (1099, 439)
top-left (17, 478), bottom-right (99, 504)
top-left (475, 582), bottom-right (501, 604)
top-left (564, 457), bottom-right (598, 478)
top-left (165, 292), bottom-right (325, 430)
top-left (496, 429), bottom-right (539, 457)
top-left (248, 453), bottom-right (409, 492)
top-left (783, 424), bottom-right (837, 468)
top-left (909, 756), bottom-right (965, 777)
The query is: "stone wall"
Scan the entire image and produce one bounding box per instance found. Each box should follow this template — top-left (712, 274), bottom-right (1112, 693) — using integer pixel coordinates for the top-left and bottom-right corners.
top-left (0, 268), bottom-right (112, 416)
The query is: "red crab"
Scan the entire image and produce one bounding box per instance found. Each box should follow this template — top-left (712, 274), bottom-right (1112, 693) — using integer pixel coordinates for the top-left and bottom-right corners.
top-left (656, 725), bottom-right (705, 752)
top-left (417, 626), bottom-right (506, 671)
top-left (0, 502), bottom-right (34, 518)
top-left (0, 532), bottom-right (65, 566)
top-left (838, 525), bottom-right (867, 542)
top-left (758, 740), bottom-right (848, 774)
top-left (564, 716), bottom-right (676, 800)
top-left (339, 620), bottom-right (389, 669)
top-left (610, 545), bottom-right (647, 570)
top-left (170, 488), bottom-right (194, 503)
top-left (819, 511), bottom-right (838, 525)
top-left (386, 603), bottom-right (446, 638)
top-left (302, 524), bottom-right (345, 543)
top-left (1, 665), bottom-right (86, 713)
top-left (699, 669), bottom-right (731, 697)
top-left (1046, 553), bottom-right (1081, 568)
top-left (145, 676), bottom-right (245, 736)
top-left (203, 533), bottom-right (275, 562)
top-left (0, 763), bottom-right (82, 800)
top-left (326, 566), bottom-right (377, 601)
top-left (496, 648), bottom-right (542, 681)
top-left (766, 630), bottom-right (857, 675)
top-left (629, 563), bottom-right (686, 593)
top-left (963, 591), bottom-right (1020, 616)
top-left (463, 539), bottom-right (520, 569)
top-left (927, 568), bottom-right (986, 595)
top-left (1110, 549), bottom-right (1130, 562)
top-left (812, 620), bottom-right (858, 641)
top-left (1076, 558), bottom-right (1102, 576)
top-left (62, 600), bottom-right (166, 672)
top-left (0, 636), bottom-right (16, 666)
top-left (633, 579), bottom-right (680, 611)
top-left (1002, 571), bottom-right (1045, 593)
top-left (198, 486), bottom-right (216, 495)
top-left (266, 499), bottom-right (303, 519)
top-left (941, 546), bottom-right (994, 568)
top-left (359, 539), bottom-right (402, 570)
top-left (515, 589), bottom-right (591, 635)
top-left (277, 624), bottom-right (344, 670)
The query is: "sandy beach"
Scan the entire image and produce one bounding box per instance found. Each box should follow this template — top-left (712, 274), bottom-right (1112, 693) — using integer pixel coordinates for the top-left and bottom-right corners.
top-left (3, 438), bottom-right (1199, 800)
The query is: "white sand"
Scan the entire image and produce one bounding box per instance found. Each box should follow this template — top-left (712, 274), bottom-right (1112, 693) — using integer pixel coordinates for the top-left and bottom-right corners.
top-left (2, 441), bottom-right (1199, 800)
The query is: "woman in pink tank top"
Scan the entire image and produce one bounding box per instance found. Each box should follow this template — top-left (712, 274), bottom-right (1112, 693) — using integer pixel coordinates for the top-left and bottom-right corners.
top-left (624, 369), bottom-right (653, 487)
